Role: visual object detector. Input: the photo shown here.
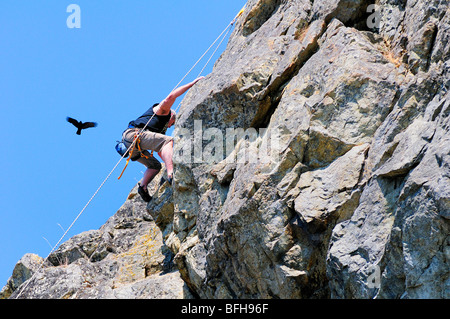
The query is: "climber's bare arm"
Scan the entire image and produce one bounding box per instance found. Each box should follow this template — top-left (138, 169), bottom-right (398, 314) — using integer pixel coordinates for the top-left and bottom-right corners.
top-left (167, 110), bottom-right (176, 128)
top-left (155, 77), bottom-right (205, 116)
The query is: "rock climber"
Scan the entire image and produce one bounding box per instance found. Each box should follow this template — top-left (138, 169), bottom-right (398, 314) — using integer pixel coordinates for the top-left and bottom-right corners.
top-left (122, 76), bottom-right (204, 202)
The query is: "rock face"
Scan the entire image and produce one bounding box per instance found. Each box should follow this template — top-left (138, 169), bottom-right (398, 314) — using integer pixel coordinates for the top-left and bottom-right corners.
top-left (3, 0), bottom-right (449, 299)
top-left (170, 0), bottom-right (449, 299)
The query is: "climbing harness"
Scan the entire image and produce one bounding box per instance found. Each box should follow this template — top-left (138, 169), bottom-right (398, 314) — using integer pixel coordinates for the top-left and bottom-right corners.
top-left (117, 134), bottom-right (150, 180)
top-left (14, 4), bottom-right (246, 299)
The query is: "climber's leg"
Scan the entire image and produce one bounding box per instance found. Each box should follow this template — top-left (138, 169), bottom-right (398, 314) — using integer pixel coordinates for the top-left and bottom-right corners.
top-left (158, 140), bottom-right (174, 181)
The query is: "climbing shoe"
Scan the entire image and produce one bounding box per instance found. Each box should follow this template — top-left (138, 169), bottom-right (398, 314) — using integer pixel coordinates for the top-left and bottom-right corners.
top-left (138, 184), bottom-right (152, 202)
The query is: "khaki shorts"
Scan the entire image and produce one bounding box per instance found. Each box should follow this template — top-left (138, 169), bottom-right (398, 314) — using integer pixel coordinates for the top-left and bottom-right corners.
top-left (122, 128), bottom-right (173, 170)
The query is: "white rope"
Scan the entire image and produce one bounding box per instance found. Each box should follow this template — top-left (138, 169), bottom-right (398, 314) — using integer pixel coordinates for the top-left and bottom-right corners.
top-left (14, 12), bottom-right (241, 299)
top-left (196, 23), bottom-right (233, 89)
top-left (171, 19), bottom-right (236, 94)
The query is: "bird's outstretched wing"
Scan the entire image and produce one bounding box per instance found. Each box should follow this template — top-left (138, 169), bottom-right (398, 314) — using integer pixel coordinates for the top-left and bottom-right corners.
top-left (82, 122), bottom-right (98, 129)
top-left (66, 117), bottom-right (81, 127)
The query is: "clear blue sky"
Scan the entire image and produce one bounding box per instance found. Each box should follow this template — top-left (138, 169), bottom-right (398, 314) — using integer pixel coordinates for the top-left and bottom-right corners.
top-left (0, 0), bottom-right (245, 287)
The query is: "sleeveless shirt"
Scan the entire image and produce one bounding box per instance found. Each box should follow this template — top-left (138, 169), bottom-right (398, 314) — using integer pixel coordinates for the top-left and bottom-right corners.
top-left (129, 104), bottom-right (171, 133)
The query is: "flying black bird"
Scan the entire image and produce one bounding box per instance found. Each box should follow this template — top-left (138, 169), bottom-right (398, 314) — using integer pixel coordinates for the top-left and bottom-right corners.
top-left (66, 117), bottom-right (98, 135)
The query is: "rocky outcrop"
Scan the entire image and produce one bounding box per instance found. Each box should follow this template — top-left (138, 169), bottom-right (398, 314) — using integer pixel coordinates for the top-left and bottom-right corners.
top-left (0, 254), bottom-right (43, 299)
top-left (3, 0), bottom-right (449, 299)
top-left (3, 180), bottom-right (193, 299)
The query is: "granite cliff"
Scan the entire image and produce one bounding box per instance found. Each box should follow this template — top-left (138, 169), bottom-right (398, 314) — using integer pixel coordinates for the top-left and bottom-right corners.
top-left (2, 0), bottom-right (449, 299)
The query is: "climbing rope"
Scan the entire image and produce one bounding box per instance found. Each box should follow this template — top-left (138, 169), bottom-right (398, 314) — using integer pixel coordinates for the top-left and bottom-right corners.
top-left (14, 5), bottom-right (245, 299)
top-left (197, 24), bottom-right (233, 78)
